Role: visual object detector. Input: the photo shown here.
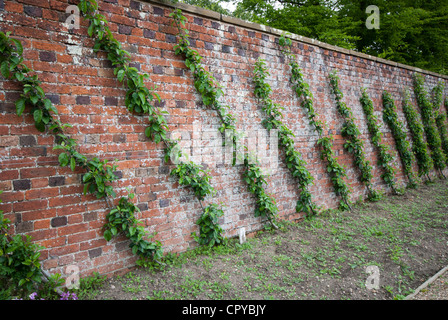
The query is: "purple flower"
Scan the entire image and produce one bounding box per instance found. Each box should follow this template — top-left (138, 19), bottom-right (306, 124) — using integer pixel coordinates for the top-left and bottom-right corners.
top-left (59, 292), bottom-right (78, 300)
top-left (29, 292), bottom-right (38, 300)
top-left (59, 292), bottom-right (70, 300)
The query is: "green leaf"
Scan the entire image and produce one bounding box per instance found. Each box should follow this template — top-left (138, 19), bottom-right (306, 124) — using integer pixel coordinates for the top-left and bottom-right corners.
top-left (35, 120), bottom-right (45, 132)
top-left (70, 157), bottom-right (76, 172)
top-left (1, 61), bottom-right (10, 78)
top-left (15, 98), bottom-right (26, 116)
top-left (11, 38), bottom-right (23, 56)
top-left (153, 133), bottom-right (161, 144)
top-left (117, 69), bottom-right (125, 82)
top-left (103, 229), bottom-right (112, 241)
top-left (14, 71), bottom-right (24, 82)
top-left (144, 126), bottom-right (152, 138)
top-left (58, 152), bottom-right (69, 167)
top-left (33, 109), bottom-right (42, 123)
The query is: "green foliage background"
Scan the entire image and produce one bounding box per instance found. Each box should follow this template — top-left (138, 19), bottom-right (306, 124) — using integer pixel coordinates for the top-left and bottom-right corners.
top-left (179, 0), bottom-right (448, 75)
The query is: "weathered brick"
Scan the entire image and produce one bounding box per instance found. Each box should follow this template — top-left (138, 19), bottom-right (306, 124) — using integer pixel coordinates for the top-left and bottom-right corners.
top-left (19, 135), bottom-right (37, 146)
top-left (88, 248), bottom-right (102, 259)
top-left (16, 221), bottom-right (33, 233)
top-left (51, 216), bottom-right (67, 228)
top-left (143, 29), bottom-right (156, 39)
top-left (75, 95), bottom-right (91, 105)
top-left (24, 5), bottom-right (42, 17)
top-left (49, 176), bottom-right (65, 186)
top-left (159, 199), bottom-right (170, 208)
top-left (118, 24), bottom-right (132, 35)
top-left (153, 6), bottom-right (164, 16)
top-left (39, 51), bottom-right (56, 62)
top-left (13, 179), bottom-right (31, 190)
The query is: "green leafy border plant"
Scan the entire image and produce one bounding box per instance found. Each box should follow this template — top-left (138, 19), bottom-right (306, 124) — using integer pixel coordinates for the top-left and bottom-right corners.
top-left (359, 88), bottom-right (399, 192)
top-left (78, 0), bottom-right (224, 247)
top-left (278, 35), bottom-right (352, 211)
top-left (431, 81), bottom-right (448, 166)
top-left (329, 70), bottom-right (379, 200)
top-left (0, 191), bottom-right (43, 297)
top-left (413, 73), bottom-right (446, 177)
top-left (382, 91), bottom-right (418, 188)
top-left (170, 8), bottom-right (279, 228)
top-left (252, 58), bottom-right (319, 217)
top-left (401, 89), bottom-right (434, 180)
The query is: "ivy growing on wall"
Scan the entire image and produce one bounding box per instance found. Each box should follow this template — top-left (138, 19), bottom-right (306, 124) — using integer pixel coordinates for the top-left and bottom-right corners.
top-left (171, 9), bottom-right (279, 228)
top-left (401, 89), bottom-right (433, 181)
top-left (329, 71), bottom-right (379, 201)
top-left (252, 58), bottom-right (319, 217)
top-left (382, 91), bottom-right (417, 188)
top-left (359, 88), bottom-right (399, 193)
top-left (278, 35), bottom-right (351, 211)
top-left (413, 73), bottom-right (446, 177)
top-left (77, 0), bottom-right (225, 247)
top-left (431, 81), bottom-right (448, 166)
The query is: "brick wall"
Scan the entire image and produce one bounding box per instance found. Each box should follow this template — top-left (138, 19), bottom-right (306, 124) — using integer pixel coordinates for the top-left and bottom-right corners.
top-left (0, 0), bottom-right (447, 278)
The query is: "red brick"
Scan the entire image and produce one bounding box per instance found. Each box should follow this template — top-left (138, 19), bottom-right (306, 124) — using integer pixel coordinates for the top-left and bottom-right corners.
top-left (19, 0), bottom-right (51, 8)
top-left (27, 228), bottom-right (57, 241)
top-left (25, 187), bottom-right (59, 200)
top-left (5, 2), bottom-right (23, 13)
top-left (0, 170), bottom-right (19, 181)
top-left (22, 208), bottom-right (57, 221)
top-left (80, 238), bottom-right (107, 251)
top-left (21, 167), bottom-right (56, 178)
top-left (13, 199), bottom-right (48, 212)
top-left (49, 243), bottom-right (80, 257)
top-left (34, 219), bottom-right (51, 230)
top-left (68, 230), bottom-right (97, 244)
top-left (49, 195), bottom-right (81, 208)
top-left (15, 26), bottom-right (50, 40)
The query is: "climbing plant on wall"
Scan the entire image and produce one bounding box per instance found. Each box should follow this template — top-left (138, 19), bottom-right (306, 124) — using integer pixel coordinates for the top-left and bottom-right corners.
top-left (170, 8), bottom-right (279, 229)
top-left (0, 30), bottom-right (165, 266)
top-left (359, 88), bottom-right (399, 193)
top-left (445, 97), bottom-right (448, 116)
top-left (329, 71), bottom-right (379, 200)
top-left (382, 91), bottom-right (417, 188)
top-left (278, 35), bottom-right (352, 211)
top-left (413, 73), bottom-right (446, 177)
top-left (431, 82), bottom-right (448, 166)
top-left (401, 89), bottom-right (433, 181)
top-left (77, 0), bottom-right (225, 247)
top-left (252, 58), bottom-right (319, 217)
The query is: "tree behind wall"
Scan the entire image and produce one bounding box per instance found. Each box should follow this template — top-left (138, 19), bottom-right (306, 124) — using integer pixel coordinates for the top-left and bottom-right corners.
top-left (183, 0), bottom-right (448, 76)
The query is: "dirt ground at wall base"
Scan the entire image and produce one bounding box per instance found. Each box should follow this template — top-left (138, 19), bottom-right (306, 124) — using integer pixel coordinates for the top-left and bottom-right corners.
top-left (90, 179), bottom-right (448, 301)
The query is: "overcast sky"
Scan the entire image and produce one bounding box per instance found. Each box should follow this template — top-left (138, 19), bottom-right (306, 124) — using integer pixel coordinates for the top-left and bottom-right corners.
top-left (220, 1), bottom-right (237, 12)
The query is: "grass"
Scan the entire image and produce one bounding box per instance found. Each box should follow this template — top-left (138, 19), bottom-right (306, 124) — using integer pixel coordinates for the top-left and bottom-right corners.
top-left (85, 179), bottom-right (448, 300)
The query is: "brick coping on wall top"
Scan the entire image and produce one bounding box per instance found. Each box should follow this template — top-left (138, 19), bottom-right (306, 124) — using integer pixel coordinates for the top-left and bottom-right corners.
top-left (145, 0), bottom-right (448, 81)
